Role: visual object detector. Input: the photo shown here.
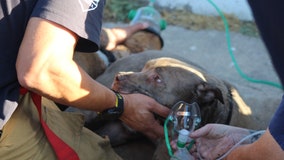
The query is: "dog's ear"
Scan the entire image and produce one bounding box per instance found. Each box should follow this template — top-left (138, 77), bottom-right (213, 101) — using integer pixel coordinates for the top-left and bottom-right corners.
top-left (196, 82), bottom-right (224, 104)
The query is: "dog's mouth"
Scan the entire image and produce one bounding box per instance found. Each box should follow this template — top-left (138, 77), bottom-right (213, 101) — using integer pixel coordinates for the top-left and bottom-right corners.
top-left (113, 87), bottom-right (152, 98)
top-left (112, 83), bottom-right (168, 125)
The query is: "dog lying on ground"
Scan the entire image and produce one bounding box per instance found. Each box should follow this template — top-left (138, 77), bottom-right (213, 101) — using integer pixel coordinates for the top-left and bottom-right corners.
top-left (70, 25), bottom-right (252, 160)
top-left (73, 29), bottom-right (163, 80)
top-left (71, 50), bottom-right (250, 160)
top-left (111, 29), bottom-right (163, 59)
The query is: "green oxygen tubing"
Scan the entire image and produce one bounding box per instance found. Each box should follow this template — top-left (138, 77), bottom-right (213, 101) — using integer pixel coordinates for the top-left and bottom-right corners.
top-left (149, 0), bottom-right (282, 90)
top-left (207, 0), bottom-right (283, 90)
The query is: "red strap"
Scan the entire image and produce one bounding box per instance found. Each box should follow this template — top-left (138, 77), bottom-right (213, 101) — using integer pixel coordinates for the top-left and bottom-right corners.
top-left (20, 88), bottom-right (80, 160)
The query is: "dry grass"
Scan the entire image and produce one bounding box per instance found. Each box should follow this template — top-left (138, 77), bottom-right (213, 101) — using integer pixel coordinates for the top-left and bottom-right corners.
top-left (103, 2), bottom-right (259, 37)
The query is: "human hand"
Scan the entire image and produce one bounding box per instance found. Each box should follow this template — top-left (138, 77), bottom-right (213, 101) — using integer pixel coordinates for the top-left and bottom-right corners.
top-left (119, 93), bottom-right (170, 140)
top-left (102, 23), bottom-right (149, 50)
top-left (189, 124), bottom-right (251, 160)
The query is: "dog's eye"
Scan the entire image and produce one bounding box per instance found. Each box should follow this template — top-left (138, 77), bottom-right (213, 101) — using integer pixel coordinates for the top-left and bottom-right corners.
top-left (154, 75), bottom-right (162, 83)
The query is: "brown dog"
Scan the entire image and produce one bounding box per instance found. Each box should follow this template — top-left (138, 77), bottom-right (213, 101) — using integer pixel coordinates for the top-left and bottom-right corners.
top-left (73, 29), bottom-right (163, 80)
top-left (91, 50), bottom-right (250, 160)
top-left (111, 30), bottom-right (163, 59)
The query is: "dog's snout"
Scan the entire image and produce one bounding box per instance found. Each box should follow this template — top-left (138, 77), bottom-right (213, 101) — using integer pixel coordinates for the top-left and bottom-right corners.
top-left (115, 72), bottom-right (132, 81)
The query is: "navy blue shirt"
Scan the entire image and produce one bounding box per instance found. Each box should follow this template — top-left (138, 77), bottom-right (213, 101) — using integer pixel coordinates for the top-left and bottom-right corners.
top-left (248, 0), bottom-right (284, 150)
top-left (269, 96), bottom-right (284, 149)
top-left (0, 0), bottom-right (105, 129)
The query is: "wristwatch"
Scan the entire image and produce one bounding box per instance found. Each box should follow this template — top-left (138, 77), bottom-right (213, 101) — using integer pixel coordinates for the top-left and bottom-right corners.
top-left (97, 90), bottom-right (124, 121)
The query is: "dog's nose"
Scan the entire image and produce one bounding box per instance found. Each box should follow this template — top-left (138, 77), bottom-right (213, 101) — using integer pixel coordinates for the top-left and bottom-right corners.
top-left (115, 73), bottom-right (126, 81)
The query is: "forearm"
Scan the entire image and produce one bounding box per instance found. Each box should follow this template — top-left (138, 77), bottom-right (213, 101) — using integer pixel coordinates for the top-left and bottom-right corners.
top-left (42, 60), bottom-right (116, 111)
top-left (225, 129), bottom-right (284, 160)
top-left (17, 17), bottom-right (116, 112)
top-left (20, 55), bottom-right (116, 111)
top-left (222, 129), bottom-right (264, 160)
top-left (223, 144), bottom-right (254, 160)
top-left (228, 127), bottom-right (258, 145)
top-left (230, 128), bottom-right (264, 145)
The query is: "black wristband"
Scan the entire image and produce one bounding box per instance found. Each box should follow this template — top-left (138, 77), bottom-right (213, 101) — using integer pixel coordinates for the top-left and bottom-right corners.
top-left (113, 90), bottom-right (124, 109)
top-left (97, 90), bottom-right (124, 120)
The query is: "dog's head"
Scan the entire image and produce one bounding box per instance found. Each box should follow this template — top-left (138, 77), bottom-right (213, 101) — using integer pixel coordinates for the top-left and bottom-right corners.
top-left (112, 57), bottom-right (233, 125)
top-left (112, 57), bottom-right (224, 107)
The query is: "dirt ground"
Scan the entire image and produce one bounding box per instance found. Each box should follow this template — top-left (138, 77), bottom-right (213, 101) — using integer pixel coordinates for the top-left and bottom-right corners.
top-left (160, 9), bottom-right (259, 37)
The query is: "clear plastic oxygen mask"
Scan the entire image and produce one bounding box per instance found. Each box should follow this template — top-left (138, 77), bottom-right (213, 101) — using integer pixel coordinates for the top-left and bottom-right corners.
top-left (168, 101), bottom-right (201, 141)
top-left (164, 101), bottom-right (201, 158)
top-left (128, 1), bottom-right (166, 34)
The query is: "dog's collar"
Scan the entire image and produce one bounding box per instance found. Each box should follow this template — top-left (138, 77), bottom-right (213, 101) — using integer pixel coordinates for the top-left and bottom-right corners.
top-left (225, 86), bottom-right (234, 124)
top-left (99, 48), bottom-right (116, 64)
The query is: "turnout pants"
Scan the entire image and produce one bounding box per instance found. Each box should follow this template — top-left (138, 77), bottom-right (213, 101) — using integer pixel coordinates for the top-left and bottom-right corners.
top-left (0, 92), bottom-right (122, 160)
